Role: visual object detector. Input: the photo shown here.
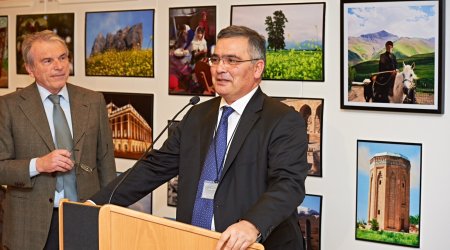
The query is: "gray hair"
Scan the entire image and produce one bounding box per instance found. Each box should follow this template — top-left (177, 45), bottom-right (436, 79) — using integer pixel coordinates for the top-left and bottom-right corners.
top-left (217, 25), bottom-right (266, 65)
top-left (21, 30), bottom-right (68, 66)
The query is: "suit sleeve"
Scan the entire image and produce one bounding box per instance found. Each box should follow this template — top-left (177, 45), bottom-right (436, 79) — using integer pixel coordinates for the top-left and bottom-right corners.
top-left (0, 96), bottom-right (34, 187)
top-left (95, 94), bottom-right (117, 187)
top-left (89, 105), bottom-right (192, 205)
top-left (241, 109), bottom-right (309, 241)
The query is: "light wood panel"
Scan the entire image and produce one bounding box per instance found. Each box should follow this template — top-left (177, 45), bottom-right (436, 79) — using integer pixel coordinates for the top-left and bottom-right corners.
top-left (99, 204), bottom-right (264, 250)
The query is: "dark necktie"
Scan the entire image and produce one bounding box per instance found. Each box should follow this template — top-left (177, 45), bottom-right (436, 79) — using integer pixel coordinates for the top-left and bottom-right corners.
top-left (191, 106), bottom-right (234, 229)
top-left (48, 94), bottom-right (78, 201)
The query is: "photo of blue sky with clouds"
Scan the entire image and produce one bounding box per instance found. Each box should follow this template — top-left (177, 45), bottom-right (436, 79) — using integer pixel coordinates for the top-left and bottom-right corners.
top-left (299, 194), bottom-right (321, 213)
top-left (232, 4), bottom-right (323, 49)
top-left (346, 2), bottom-right (438, 39)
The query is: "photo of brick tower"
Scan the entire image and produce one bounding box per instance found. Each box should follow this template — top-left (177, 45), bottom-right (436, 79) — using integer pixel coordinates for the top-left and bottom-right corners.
top-left (368, 153), bottom-right (410, 232)
top-left (356, 140), bottom-right (421, 247)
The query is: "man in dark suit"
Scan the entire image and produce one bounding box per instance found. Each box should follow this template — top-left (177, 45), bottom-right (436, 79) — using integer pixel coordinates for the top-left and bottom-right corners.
top-left (91, 25), bottom-right (308, 250)
top-left (0, 30), bottom-right (116, 250)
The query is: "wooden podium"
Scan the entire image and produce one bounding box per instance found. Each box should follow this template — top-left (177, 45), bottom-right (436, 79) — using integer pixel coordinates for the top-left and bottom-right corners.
top-left (59, 200), bottom-right (264, 250)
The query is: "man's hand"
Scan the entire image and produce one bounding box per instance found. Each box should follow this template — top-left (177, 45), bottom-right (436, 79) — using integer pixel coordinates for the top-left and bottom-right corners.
top-left (215, 220), bottom-right (259, 250)
top-left (36, 149), bottom-right (74, 173)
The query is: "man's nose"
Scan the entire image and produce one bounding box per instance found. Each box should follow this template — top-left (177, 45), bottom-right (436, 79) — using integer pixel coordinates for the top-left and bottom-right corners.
top-left (53, 60), bottom-right (64, 69)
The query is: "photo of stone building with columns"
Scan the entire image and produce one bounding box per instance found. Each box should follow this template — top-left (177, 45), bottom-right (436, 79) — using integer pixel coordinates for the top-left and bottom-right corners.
top-left (279, 98), bottom-right (323, 176)
top-left (102, 92), bottom-right (153, 160)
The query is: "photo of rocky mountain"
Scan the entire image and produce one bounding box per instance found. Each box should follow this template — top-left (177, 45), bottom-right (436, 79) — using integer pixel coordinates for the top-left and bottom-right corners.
top-left (85, 9), bottom-right (154, 77)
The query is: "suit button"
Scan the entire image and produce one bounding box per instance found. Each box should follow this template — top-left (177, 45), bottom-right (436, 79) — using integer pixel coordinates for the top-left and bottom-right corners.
top-left (49, 198), bottom-right (54, 203)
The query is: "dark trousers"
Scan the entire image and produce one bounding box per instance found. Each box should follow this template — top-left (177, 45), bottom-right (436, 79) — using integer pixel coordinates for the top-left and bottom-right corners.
top-left (44, 208), bottom-right (59, 250)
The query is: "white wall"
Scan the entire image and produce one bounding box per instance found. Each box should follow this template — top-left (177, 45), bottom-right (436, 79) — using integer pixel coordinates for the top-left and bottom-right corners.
top-left (0, 0), bottom-right (449, 249)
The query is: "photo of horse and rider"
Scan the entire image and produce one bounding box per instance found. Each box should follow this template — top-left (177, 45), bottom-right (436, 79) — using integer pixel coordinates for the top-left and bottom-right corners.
top-left (361, 40), bottom-right (419, 104)
top-left (342, 1), bottom-right (442, 110)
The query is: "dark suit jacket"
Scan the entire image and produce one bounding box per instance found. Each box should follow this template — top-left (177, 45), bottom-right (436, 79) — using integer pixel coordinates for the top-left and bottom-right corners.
top-left (91, 88), bottom-right (308, 249)
top-left (379, 51), bottom-right (398, 72)
top-left (0, 83), bottom-right (116, 250)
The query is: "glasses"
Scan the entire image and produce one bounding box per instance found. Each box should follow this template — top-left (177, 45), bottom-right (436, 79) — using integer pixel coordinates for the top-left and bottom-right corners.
top-left (208, 56), bottom-right (261, 66)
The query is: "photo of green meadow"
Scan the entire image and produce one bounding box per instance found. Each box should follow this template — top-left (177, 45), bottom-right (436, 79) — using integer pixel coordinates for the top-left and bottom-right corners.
top-left (231, 3), bottom-right (325, 81)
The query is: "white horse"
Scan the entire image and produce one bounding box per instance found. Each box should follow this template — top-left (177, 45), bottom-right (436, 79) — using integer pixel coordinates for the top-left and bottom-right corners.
top-left (389, 62), bottom-right (417, 103)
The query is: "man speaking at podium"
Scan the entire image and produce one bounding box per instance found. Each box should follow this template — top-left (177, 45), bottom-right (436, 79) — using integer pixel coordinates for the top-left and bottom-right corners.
top-left (91, 25), bottom-right (308, 250)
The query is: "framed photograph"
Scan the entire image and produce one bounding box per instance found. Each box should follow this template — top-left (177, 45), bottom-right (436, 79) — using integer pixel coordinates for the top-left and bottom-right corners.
top-left (167, 120), bottom-right (180, 207)
top-left (101, 92), bottom-right (154, 160)
top-left (341, 0), bottom-right (444, 113)
top-left (169, 6), bottom-right (216, 96)
top-left (274, 97), bottom-right (324, 177)
top-left (85, 9), bottom-right (154, 77)
top-left (298, 194), bottom-right (322, 250)
top-left (16, 13), bottom-right (75, 75)
top-left (356, 140), bottom-right (422, 247)
top-left (167, 175), bottom-right (178, 207)
top-left (231, 3), bottom-right (325, 81)
top-left (0, 16), bottom-right (7, 88)
top-left (116, 172), bottom-right (152, 214)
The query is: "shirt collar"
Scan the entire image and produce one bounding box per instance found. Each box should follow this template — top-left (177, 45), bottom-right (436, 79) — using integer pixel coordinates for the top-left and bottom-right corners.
top-left (219, 87), bottom-right (258, 115)
top-left (36, 84), bottom-right (69, 103)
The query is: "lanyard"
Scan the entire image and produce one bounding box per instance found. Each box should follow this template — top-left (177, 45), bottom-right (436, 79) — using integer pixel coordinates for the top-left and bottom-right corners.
top-left (213, 117), bottom-right (241, 182)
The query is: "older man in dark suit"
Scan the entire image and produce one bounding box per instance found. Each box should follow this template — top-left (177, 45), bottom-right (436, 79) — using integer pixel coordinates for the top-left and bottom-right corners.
top-left (91, 25), bottom-right (308, 250)
top-left (0, 30), bottom-right (116, 250)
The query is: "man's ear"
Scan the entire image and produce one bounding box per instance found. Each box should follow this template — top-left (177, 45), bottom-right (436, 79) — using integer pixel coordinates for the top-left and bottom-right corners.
top-left (253, 60), bottom-right (265, 79)
top-left (24, 63), bottom-right (35, 78)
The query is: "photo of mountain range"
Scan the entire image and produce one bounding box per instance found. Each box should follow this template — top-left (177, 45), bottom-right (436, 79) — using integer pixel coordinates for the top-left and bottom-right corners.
top-left (348, 30), bottom-right (434, 66)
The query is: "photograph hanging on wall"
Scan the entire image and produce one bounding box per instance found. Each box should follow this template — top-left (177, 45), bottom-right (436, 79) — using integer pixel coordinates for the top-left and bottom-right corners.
top-left (298, 194), bottom-right (322, 250)
top-left (356, 140), bottom-right (422, 248)
top-left (16, 13), bottom-right (75, 75)
top-left (101, 92), bottom-right (154, 160)
top-left (341, 0), bottom-right (444, 113)
top-left (169, 6), bottom-right (216, 96)
top-left (85, 9), bottom-right (154, 77)
top-left (231, 3), bottom-right (325, 81)
top-left (274, 97), bottom-right (324, 177)
top-left (0, 16), bottom-right (7, 88)
top-left (167, 120), bottom-right (180, 207)
top-left (116, 172), bottom-right (152, 214)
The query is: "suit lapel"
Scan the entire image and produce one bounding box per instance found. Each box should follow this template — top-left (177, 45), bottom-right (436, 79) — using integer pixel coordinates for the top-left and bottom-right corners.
top-left (219, 88), bottom-right (264, 182)
top-left (18, 84), bottom-right (55, 151)
top-left (67, 84), bottom-right (89, 157)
